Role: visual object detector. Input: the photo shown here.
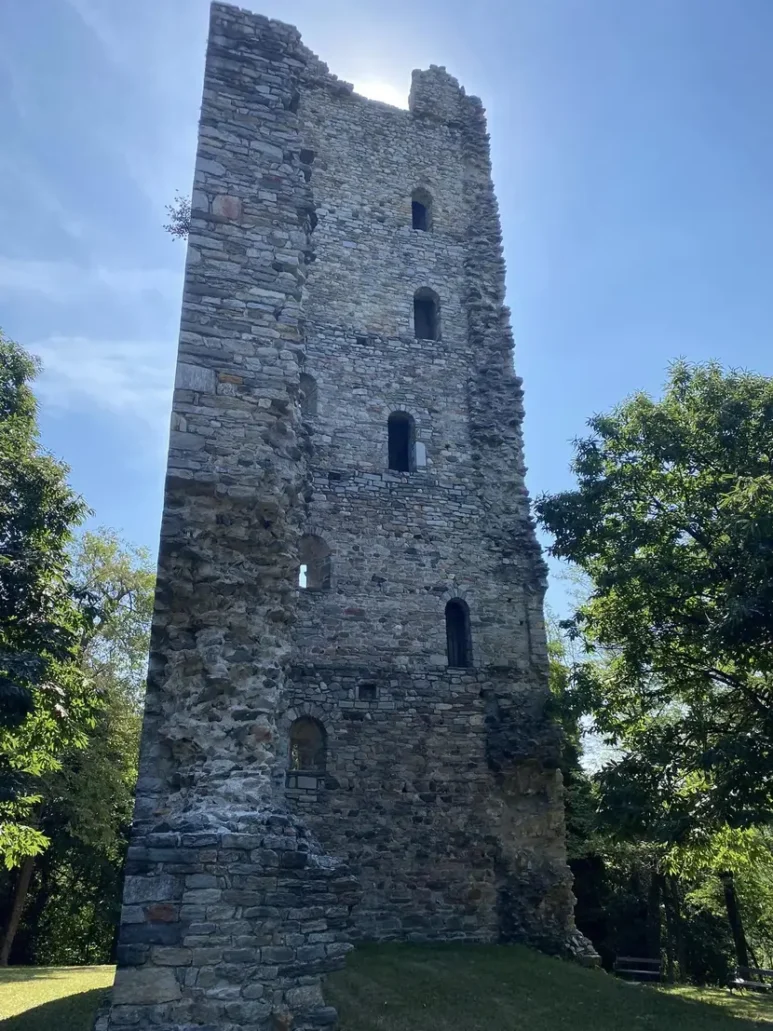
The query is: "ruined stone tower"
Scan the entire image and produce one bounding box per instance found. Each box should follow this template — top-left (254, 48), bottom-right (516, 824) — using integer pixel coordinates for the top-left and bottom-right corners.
top-left (102, 4), bottom-right (581, 1029)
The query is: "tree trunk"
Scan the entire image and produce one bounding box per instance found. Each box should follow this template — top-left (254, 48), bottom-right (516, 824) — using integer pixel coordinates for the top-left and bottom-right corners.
top-left (659, 874), bottom-right (675, 982)
top-left (19, 863), bottom-right (52, 965)
top-left (720, 870), bottom-right (751, 973)
top-left (647, 868), bottom-right (662, 961)
top-left (669, 876), bottom-right (687, 980)
top-left (0, 857), bottom-right (35, 966)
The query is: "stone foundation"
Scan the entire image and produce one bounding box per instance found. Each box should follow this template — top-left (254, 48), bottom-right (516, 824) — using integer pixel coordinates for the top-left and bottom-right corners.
top-left (99, 815), bottom-right (357, 1031)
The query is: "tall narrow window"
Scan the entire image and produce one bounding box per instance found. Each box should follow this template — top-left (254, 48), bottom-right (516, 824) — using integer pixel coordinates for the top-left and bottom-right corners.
top-left (446, 599), bottom-right (472, 668)
top-left (289, 717), bottom-right (326, 772)
top-left (412, 201), bottom-right (427, 231)
top-left (299, 373), bottom-right (318, 418)
top-left (414, 288), bottom-right (439, 340)
top-left (388, 411), bottom-right (415, 472)
top-left (411, 188), bottom-right (433, 231)
top-left (299, 534), bottom-right (331, 589)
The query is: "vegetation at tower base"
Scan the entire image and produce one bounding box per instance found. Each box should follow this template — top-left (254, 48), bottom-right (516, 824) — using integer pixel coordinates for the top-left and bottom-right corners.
top-left (0, 331), bottom-right (91, 874)
top-left (0, 327), bottom-right (154, 969)
top-left (538, 360), bottom-right (773, 981)
top-left (0, 530), bottom-right (153, 966)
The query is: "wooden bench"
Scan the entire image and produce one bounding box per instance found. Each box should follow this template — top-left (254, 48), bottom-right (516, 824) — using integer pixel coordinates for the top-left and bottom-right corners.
top-left (729, 966), bottom-right (773, 992)
top-left (613, 956), bottom-right (662, 982)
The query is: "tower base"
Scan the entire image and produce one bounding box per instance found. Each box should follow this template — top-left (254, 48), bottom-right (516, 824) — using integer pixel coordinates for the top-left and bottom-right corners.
top-left (98, 811), bottom-right (358, 1031)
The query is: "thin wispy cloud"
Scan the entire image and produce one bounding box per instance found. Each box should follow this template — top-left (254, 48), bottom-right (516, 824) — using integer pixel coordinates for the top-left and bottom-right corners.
top-left (62, 0), bottom-right (202, 203)
top-left (32, 335), bottom-right (176, 435)
top-left (0, 154), bottom-right (88, 243)
top-left (62, 0), bottom-right (128, 70)
top-left (0, 38), bottom-right (33, 123)
top-left (0, 257), bottom-right (182, 304)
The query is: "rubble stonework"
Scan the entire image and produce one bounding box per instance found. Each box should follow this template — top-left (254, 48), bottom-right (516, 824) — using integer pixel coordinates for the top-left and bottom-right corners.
top-left (102, 3), bottom-right (586, 1029)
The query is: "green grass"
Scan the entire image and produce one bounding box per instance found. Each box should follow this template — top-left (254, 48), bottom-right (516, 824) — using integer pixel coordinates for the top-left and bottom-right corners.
top-left (2, 947), bottom-right (773, 1030)
top-left (0, 965), bottom-right (113, 1029)
top-left (326, 943), bottom-right (773, 1030)
top-left (659, 984), bottom-right (773, 1027)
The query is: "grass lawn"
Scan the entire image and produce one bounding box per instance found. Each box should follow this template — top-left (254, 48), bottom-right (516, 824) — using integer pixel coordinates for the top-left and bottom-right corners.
top-left (2, 946), bottom-right (773, 1030)
top-left (660, 984), bottom-right (773, 1027)
top-left (0, 965), bottom-right (114, 1028)
top-left (327, 943), bottom-right (773, 1030)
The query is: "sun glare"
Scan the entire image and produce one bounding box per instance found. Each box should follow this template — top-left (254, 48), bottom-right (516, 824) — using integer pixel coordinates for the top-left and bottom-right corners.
top-left (352, 79), bottom-right (408, 109)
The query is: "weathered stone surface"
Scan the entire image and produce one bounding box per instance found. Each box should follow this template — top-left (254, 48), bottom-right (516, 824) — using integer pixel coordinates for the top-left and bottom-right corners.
top-left (101, 3), bottom-right (591, 1030)
top-left (123, 874), bottom-right (182, 905)
top-left (111, 966), bottom-right (181, 1005)
top-left (174, 362), bottom-right (216, 393)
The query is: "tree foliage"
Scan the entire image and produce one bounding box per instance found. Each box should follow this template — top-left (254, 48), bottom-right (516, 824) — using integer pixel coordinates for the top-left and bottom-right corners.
top-left (540, 361), bottom-right (773, 979)
top-left (1, 529), bottom-right (153, 964)
top-left (537, 361), bottom-right (773, 837)
top-left (163, 192), bottom-right (191, 240)
top-left (0, 332), bottom-right (92, 866)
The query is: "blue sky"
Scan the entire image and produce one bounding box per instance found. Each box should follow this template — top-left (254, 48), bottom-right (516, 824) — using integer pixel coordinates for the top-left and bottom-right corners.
top-left (2, 0), bottom-right (773, 612)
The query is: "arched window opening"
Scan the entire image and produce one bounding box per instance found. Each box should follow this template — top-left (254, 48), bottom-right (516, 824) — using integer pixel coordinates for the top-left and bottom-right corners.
top-left (446, 599), bottom-right (472, 668)
top-left (414, 288), bottom-right (439, 340)
top-left (411, 188), bottom-right (433, 231)
top-left (299, 372), bottom-right (318, 418)
top-left (388, 411), bottom-right (415, 472)
top-left (299, 534), bottom-right (331, 590)
top-left (289, 717), bottom-right (326, 772)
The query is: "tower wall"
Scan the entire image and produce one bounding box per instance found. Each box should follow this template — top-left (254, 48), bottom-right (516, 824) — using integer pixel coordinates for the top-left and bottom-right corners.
top-left (280, 62), bottom-right (575, 945)
top-left (102, 5), bottom-right (583, 1030)
top-left (103, 8), bottom-right (358, 1031)
top-left (292, 74), bottom-right (537, 669)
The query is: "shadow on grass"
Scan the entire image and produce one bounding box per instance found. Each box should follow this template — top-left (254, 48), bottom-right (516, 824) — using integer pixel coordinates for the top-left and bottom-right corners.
top-left (1, 987), bottom-right (109, 1031)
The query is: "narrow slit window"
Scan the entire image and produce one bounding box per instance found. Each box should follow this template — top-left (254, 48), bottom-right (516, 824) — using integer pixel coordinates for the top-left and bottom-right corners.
top-left (412, 201), bottom-right (427, 231)
top-left (414, 288), bottom-right (439, 340)
top-left (299, 535), bottom-right (331, 589)
top-left (388, 411), bottom-right (415, 472)
top-left (411, 188), bottom-right (433, 231)
top-left (446, 599), bottom-right (472, 668)
top-left (299, 373), bottom-right (318, 418)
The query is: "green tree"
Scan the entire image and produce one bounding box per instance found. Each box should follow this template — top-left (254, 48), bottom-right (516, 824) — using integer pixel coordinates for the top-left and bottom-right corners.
top-left (536, 360), bottom-right (773, 835)
top-left (537, 360), bottom-right (773, 977)
top-left (0, 529), bottom-right (153, 964)
top-left (0, 331), bottom-right (91, 869)
top-left (545, 610), bottom-right (598, 862)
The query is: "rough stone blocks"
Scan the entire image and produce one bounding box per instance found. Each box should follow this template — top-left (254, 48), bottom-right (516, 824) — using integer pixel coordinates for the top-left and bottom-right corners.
top-left (101, 2), bottom-right (590, 1029)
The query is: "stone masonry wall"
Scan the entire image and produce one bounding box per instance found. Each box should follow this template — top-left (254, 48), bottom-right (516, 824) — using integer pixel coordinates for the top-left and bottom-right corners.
top-left (280, 34), bottom-right (578, 950)
top-left (103, 8), bottom-right (360, 1031)
top-left (103, 5), bottom-right (585, 1030)
top-left (283, 666), bottom-right (570, 946)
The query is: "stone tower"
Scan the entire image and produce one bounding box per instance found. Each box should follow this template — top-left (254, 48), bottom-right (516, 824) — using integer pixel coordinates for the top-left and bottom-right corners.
top-left (101, 4), bottom-right (583, 1029)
